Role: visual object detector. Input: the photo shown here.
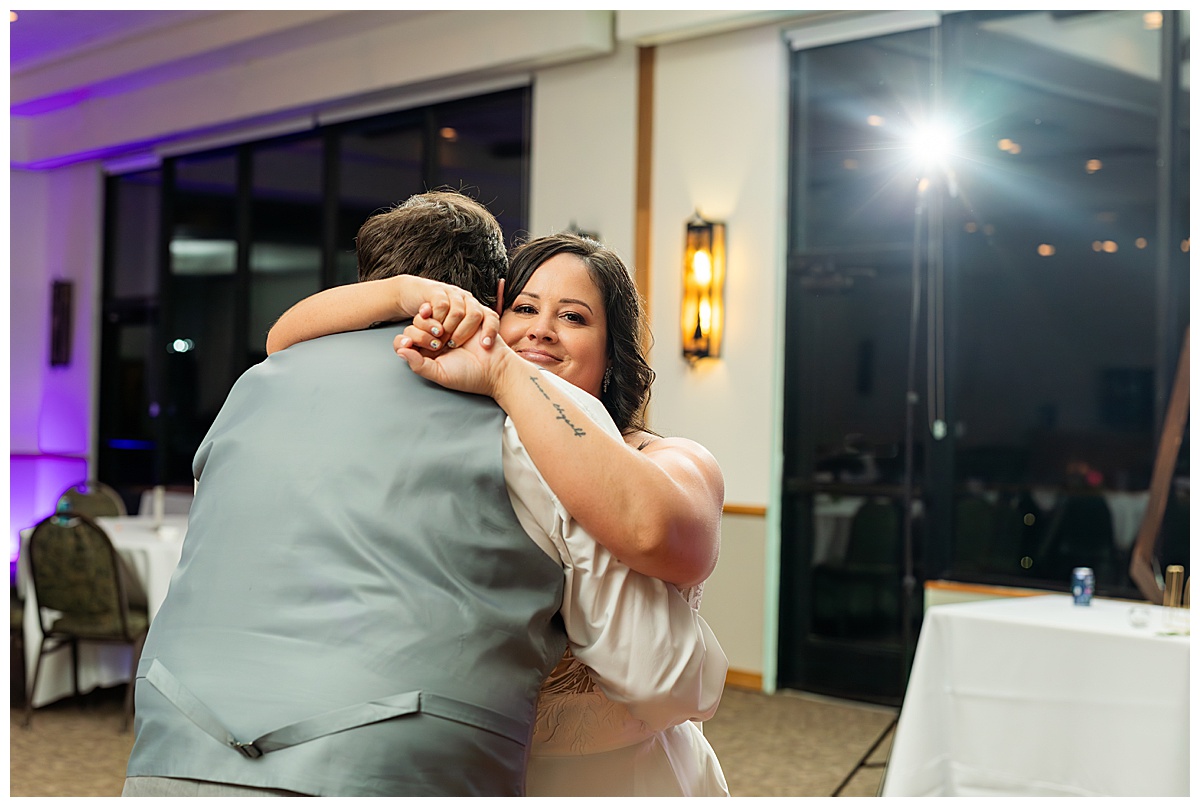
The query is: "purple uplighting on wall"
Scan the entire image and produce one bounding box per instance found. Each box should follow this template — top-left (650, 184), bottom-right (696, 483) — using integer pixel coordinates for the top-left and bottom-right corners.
top-left (9, 454), bottom-right (88, 564)
top-left (36, 384), bottom-right (90, 455)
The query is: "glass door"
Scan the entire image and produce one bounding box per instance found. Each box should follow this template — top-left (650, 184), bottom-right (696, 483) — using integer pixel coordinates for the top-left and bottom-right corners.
top-left (780, 10), bottom-right (1188, 704)
top-left (780, 22), bottom-right (938, 705)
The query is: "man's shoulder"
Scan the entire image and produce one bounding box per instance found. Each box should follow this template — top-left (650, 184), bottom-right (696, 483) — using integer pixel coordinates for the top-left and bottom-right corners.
top-left (276, 326), bottom-right (401, 354)
top-left (259, 327), bottom-right (404, 373)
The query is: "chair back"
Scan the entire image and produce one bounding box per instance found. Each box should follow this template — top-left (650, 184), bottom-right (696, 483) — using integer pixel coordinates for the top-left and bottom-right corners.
top-left (26, 512), bottom-right (143, 641)
top-left (58, 480), bottom-right (126, 518)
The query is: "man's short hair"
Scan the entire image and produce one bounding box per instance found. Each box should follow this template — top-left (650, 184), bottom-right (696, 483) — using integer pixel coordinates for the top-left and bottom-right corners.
top-left (355, 190), bottom-right (506, 308)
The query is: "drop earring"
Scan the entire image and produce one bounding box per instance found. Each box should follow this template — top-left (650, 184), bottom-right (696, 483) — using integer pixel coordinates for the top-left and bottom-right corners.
top-left (602, 367), bottom-right (612, 393)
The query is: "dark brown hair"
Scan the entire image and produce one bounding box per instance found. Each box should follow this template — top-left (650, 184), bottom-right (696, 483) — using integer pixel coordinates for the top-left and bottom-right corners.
top-left (356, 190), bottom-right (506, 308)
top-left (505, 234), bottom-right (655, 434)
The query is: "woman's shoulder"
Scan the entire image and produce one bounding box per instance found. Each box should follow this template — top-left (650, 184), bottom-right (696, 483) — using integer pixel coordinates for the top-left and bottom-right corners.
top-left (633, 433), bottom-right (721, 470)
top-left (624, 430), bottom-right (660, 452)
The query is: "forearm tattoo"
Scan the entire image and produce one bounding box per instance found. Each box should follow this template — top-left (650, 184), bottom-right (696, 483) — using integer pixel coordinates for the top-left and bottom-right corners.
top-left (530, 376), bottom-right (587, 437)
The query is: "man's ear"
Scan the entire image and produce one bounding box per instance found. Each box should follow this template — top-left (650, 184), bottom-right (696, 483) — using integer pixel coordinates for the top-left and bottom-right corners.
top-left (495, 278), bottom-right (505, 316)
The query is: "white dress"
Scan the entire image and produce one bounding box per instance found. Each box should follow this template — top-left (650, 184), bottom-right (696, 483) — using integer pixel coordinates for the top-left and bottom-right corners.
top-left (526, 584), bottom-right (730, 797)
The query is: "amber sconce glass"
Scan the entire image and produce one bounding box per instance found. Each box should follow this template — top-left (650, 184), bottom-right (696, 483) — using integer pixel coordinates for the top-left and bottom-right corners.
top-left (681, 213), bottom-right (725, 361)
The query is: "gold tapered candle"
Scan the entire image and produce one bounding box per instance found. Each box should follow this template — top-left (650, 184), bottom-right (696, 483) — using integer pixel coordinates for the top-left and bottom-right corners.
top-left (1164, 565), bottom-right (1184, 608)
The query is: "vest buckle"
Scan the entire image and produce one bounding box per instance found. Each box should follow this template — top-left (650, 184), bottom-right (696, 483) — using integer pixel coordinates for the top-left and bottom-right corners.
top-left (231, 740), bottom-right (263, 759)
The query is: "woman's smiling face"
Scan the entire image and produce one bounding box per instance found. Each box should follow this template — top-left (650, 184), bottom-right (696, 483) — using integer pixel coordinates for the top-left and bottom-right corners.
top-left (500, 253), bottom-right (610, 398)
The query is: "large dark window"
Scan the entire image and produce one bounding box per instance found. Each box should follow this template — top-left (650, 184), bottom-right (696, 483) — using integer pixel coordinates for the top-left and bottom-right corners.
top-left (100, 87), bottom-right (531, 500)
top-left (780, 11), bottom-right (1189, 704)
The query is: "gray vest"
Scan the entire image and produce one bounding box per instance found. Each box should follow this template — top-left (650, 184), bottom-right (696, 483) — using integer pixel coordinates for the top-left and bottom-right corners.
top-left (126, 327), bottom-right (567, 796)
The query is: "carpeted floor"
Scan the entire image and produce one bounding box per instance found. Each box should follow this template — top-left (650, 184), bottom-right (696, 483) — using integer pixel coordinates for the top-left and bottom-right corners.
top-left (9, 683), bottom-right (895, 797)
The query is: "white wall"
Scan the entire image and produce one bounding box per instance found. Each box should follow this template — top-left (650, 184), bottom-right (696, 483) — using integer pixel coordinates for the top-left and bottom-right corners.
top-left (10, 164), bottom-right (104, 457)
top-left (647, 25), bottom-right (792, 680)
top-left (649, 23), bottom-right (788, 507)
top-left (529, 41), bottom-right (639, 259)
top-left (9, 164), bottom-right (105, 557)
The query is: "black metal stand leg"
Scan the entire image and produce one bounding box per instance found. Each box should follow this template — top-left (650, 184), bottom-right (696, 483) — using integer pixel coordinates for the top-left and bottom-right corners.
top-left (830, 714), bottom-right (898, 797)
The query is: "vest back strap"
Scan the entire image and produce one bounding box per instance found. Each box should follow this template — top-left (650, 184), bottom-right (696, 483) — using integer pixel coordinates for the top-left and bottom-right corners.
top-left (143, 659), bottom-right (527, 758)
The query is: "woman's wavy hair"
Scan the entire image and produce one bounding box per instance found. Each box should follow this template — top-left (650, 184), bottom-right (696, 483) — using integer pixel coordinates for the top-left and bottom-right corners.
top-left (504, 234), bottom-right (656, 435)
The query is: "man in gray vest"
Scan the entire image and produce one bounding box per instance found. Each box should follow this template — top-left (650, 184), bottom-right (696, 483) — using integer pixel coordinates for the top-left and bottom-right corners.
top-left (123, 191), bottom-right (725, 797)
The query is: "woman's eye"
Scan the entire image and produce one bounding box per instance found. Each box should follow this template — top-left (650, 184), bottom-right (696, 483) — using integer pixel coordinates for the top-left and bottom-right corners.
top-left (513, 304), bottom-right (537, 315)
top-left (563, 312), bottom-right (585, 324)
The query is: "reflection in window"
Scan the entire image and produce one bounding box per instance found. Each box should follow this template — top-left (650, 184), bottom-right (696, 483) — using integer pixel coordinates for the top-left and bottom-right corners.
top-left (101, 87), bottom-right (531, 491)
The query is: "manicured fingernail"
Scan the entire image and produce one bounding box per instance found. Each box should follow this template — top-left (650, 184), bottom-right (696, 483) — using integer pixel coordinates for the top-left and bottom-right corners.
top-left (447, 340), bottom-right (456, 349)
top-left (431, 325), bottom-right (442, 337)
top-left (429, 339), bottom-right (441, 350)
top-left (482, 336), bottom-right (492, 347)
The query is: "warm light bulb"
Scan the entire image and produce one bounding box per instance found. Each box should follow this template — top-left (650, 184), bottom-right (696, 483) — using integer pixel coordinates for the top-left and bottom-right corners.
top-left (692, 250), bottom-right (712, 287)
top-left (698, 299), bottom-right (712, 333)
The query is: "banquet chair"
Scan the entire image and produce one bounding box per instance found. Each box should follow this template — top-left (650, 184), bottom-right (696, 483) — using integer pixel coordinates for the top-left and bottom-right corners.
top-left (57, 480), bottom-right (127, 519)
top-left (23, 511), bottom-right (149, 732)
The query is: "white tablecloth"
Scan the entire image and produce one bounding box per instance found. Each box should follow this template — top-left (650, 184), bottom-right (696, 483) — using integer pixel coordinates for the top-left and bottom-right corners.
top-left (880, 594), bottom-right (1190, 796)
top-left (19, 514), bottom-right (188, 708)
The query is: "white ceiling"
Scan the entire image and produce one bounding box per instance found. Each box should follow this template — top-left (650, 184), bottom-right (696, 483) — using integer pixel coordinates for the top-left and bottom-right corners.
top-left (10, 9), bottom-right (216, 72)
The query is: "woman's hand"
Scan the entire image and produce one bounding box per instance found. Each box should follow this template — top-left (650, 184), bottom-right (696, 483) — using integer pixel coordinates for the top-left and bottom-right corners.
top-left (395, 308), bottom-right (518, 399)
top-left (393, 277), bottom-right (498, 353)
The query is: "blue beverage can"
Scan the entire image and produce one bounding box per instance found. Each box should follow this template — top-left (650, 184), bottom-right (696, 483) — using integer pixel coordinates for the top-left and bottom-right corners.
top-left (1071, 567), bottom-right (1095, 606)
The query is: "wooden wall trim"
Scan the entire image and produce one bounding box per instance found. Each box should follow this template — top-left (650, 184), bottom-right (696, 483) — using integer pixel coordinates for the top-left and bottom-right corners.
top-left (634, 45), bottom-right (655, 319)
top-left (923, 580), bottom-right (1043, 598)
top-left (725, 668), bottom-right (763, 692)
top-left (723, 504), bottom-right (767, 517)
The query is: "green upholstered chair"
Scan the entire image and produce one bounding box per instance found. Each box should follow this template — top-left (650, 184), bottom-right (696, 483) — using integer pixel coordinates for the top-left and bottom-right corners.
top-left (23, 511), bottom-right (148, 731)
top-left (57, 480), bottom-right (127, 519)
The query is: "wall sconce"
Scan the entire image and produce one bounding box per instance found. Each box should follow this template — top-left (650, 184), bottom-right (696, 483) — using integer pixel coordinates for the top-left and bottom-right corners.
top-left (681, 212), bottom-right (725, 362)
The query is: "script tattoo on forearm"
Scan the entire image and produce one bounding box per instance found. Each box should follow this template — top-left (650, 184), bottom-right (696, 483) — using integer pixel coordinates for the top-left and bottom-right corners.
top-left (529, 376), bottom-right (587, 437)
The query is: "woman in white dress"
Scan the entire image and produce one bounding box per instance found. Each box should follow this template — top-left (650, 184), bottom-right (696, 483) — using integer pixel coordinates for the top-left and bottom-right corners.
top-left (267, 233), bottom-right (729, 797)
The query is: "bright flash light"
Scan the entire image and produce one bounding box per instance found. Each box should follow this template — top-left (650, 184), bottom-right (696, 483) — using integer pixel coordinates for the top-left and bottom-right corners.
top-left (909, 122), bottom-right (954, 170)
